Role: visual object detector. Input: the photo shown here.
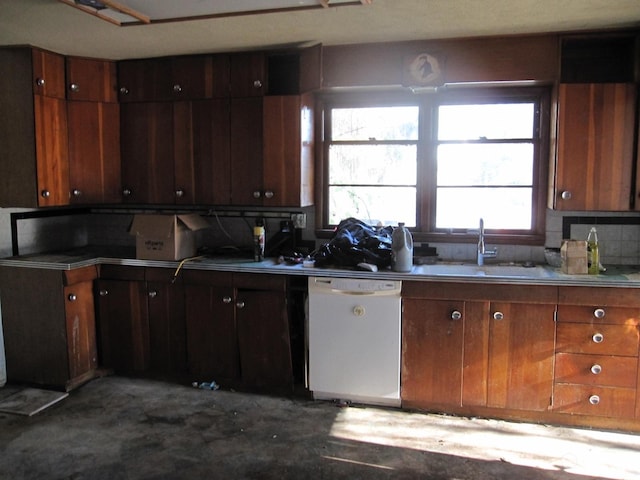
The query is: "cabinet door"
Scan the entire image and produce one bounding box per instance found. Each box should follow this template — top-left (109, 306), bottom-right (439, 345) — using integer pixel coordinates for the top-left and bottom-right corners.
top-left (34, 94), bottom-right (69, 206)
top-left (555, 83), bottom-right (636, 211)
top-left (117, 58), bottom-right (171, 102)
top-left (66, 56), bottom-right (117, 102)
top-left (146, 277), bottom-right (187, 375)
top-left (96, 279), bottom-right (150, 374)
top-left (464, 302), bottom-right (556, 411)
top-left (68, 101), bottom-right (121, 204)
top-left (236, 289), bottom-right (293, 388)
top-left (230, 52), bottom-right (266, 97)
top-left (401, 298), bottom-right (465, 407)
top-left (120, 102), bottom-right (174, 204)
top-left (31, 48), bottom-right (65, 98)
top-left (263, 94), bottom-right (314, 207)
top-left (173, 99), bottom-right (231, 205)
top-left (230, 97), bottom-right (263, 205)
top-left (184, 283), bottom-right (238, 381)
top-left (64, 280), bottom-right (98, 380)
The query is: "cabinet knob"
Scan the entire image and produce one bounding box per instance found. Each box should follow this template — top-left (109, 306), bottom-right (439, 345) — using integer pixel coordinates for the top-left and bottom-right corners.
top-left (72, 189), bottom-right (82, 197)
top-left (561, 191), bottom-right (572, 200)
top-left (252, 191), bottom-right (261, 199)
top-left (67, 294), bottom-right (77, 301)
top-left (119, 87), bottom-right (129, 95)
top-left (264, 190), bottom-right (274, 199)
top-left (148, 290), bottom-right (158, 298)
top-left (493, 311), bottom-right (504, 320)
top-left (222, 296), bottom-right (232, 304)
top-left (236, 301), bottom-right (245, 309)
top-left (175, 189), bottom-right (184, 197)
top-left (99, 289), bottom-right (109, 296)
top-left (253, 80), bottom-right (263, 89)
top-left (122, 188), bottom-right (132, 196)
top-left (69, 83), bottom-right (80, 93)
top-left (35, 78), bottom-right (45, 87)
top-left (593, 308), bottom-right (605, 319)
top-left (173, 84), bottom-right (182, 93)
top-left (588, 394), bottom-right (600, 405)
top-left (40, 190), bottom-right (50, 198)
top-left (590, 364), bottom-right (602, 375)
top-left (592, 332), bottom-right (604, 343)
top-left (451, 310), bottom-right (462, 320)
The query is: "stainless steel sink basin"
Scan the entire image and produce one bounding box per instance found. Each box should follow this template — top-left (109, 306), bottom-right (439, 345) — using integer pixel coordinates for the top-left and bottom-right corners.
top-left (413, 263), bottom-right (553, 278)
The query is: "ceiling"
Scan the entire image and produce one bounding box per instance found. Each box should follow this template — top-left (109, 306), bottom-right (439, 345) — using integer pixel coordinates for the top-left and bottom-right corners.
top-left (0, 0), bottom-right (639, 60)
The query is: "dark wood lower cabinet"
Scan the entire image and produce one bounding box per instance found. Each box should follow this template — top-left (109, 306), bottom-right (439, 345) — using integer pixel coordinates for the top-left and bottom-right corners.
top-left (96, 267), bottom-right (293, 391)
top-left (0, 265), bottom-right (98, 391)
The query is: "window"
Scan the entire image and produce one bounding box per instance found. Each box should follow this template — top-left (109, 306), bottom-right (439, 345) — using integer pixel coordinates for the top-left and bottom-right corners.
top-left (321, 88), bottom-right (550, 243)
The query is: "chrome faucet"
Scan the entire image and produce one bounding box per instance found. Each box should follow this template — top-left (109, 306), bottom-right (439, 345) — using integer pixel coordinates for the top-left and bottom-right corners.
top-left (477, 218), bottom-right (497, 266)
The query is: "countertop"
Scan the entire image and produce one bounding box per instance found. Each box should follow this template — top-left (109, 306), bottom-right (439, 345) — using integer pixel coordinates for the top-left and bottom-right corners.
top-left (1, 246), bottom-right (640, 287)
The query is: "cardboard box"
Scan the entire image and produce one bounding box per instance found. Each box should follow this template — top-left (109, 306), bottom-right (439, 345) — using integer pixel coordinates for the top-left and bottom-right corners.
top-left (560, 240), bottom-right (588, 274)
top-left (129, 214), bottom-right (210, 261)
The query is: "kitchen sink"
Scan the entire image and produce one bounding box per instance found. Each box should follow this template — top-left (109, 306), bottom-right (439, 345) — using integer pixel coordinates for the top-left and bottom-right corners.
top-left (413, 262), bottom-right (553, 278)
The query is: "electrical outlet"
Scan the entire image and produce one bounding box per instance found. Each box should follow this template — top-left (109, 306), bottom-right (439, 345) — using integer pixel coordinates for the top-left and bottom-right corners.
top-left (291, 213), bottom-right (306, 229)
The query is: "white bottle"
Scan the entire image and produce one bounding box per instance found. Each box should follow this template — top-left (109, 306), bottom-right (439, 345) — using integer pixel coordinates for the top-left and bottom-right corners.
top-left (391, 222), bottom-right (413, 272)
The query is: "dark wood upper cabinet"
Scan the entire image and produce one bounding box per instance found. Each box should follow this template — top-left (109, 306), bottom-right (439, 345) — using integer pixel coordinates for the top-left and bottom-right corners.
top-left (31, 47), bottom-right (66, 99)
top-left (554, 83), bottom-right (637, 211)
top-left (66, 56), bottom-right (118, 102)
top-left (67, 100), bottom-right (121, 204)
top-left (118, 54), bottom-right (229, 102)
top-left (229, 52), bottom-right (267, 97)
top-left (268, 44), bottom-right (322, 95)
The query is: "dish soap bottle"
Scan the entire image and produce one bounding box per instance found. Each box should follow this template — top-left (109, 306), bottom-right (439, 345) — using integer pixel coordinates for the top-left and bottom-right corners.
top-left (587, 227), bottom-right (599, 275)
top-left (254, 222), bottom-right (265, 262)
top-left (391, 222), bottom-right (413, 272)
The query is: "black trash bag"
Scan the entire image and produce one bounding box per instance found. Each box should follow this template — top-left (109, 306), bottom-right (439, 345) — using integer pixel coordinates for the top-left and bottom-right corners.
top-left (312, 217), bottom-right (394, 268)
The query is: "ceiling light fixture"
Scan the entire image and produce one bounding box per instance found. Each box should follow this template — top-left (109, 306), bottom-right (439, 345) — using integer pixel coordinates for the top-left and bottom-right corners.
top-left (59, 0), bottom-right (372, 26)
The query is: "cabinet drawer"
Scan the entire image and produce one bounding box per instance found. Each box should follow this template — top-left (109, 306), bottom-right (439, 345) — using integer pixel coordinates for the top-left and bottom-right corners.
top-left (557, 304), bottom-right (640, 325)
top-left (554, 353), bottom-right (637, 388)
top-left (556, 323), bottom-right (638, 356)
top-left (552, 384), bottom-right (636, 418)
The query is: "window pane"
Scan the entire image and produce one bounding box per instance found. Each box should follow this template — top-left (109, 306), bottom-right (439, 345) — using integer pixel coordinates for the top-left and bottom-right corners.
top-left (329, 145), bottom-right (417, 185)
top-left (329, 186), bottom-right (416, 227)
top-left (436, 187), bottom-right (532, 230)
top-left (437, 144), bottom-right (533, 186)
top-left (438, 103), bottom-right (534, 140)
top-left (332, 107), bottom-right (419, 141)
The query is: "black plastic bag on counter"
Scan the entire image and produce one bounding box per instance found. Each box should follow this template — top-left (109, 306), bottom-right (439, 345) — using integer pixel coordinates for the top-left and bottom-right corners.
top-left (312, 217), bottom-right (394, 268)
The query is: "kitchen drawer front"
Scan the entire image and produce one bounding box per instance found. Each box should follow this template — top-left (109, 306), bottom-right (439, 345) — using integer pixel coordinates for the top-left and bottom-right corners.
top-left (556, 323), bottom-right (639, 356)
top-left (556, 304), bottom-right (640, 326)
top-left (552, 384), bottom-right (636, 418)
top-left (554, 353), bottom-right (638, 388)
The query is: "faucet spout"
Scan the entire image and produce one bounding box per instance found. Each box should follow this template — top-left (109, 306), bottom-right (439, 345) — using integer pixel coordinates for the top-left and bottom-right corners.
top-left (477, 218), bottom-right (497, 266)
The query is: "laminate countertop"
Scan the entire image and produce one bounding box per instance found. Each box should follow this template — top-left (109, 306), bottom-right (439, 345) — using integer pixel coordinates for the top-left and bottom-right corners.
top-left (2, 246), bottom-right (640, 288)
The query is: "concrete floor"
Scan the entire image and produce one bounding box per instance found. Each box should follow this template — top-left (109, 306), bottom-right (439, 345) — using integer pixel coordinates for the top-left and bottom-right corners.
top-left (0, 376), bottom-right (639, 480)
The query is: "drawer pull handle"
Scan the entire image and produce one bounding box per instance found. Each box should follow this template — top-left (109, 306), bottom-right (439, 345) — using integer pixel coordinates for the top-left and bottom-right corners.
top-left (592, 333), bottom-right (604, 343)
top-left (148, 290), bottom-right (158, 298)
top-left (451, 310), bottom-right (462, 320)
top-left (593, 308), bottom-right (605, 319)
top-left (236, 301), bottom-right (245, 309)
top-left (589, 395), bottom-right (600, 405)
top-left (99, 289), bottom-right (108, 296)
top-left (222, 296), bottom-right (232, 304)
top-left (590, 364), bottom-right (602, 375)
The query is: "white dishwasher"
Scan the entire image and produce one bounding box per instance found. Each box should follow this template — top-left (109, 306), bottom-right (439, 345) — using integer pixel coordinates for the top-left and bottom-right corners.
top-left (307, 276), bottom-right (402, 407)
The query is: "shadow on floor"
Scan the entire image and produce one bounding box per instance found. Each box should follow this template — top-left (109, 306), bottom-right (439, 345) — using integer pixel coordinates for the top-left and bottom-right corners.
top-left (0, 376), bottom-right (637, 480)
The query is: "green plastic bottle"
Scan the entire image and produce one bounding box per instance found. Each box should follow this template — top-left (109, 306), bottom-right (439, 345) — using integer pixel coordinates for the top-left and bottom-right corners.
top-left (587, 227), bottom-right (599, 275)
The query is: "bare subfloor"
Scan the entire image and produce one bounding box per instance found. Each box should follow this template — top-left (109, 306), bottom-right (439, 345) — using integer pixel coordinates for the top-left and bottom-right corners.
top-left (0, 376), bottom-right (638, 480)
